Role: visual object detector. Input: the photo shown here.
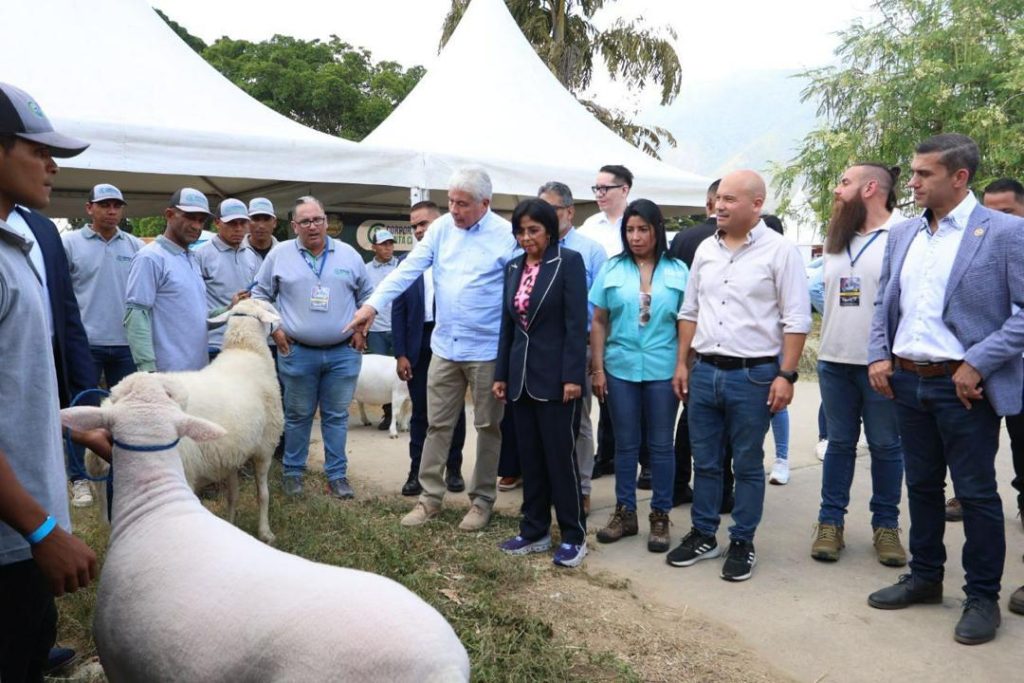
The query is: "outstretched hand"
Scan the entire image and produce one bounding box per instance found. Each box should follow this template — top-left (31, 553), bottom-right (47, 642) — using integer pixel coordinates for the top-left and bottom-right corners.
top-left (344, 305), bottom-right (377, 336)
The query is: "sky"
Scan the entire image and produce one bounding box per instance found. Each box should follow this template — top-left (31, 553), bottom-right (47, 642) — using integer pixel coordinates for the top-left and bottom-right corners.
top-left (152, 0), bottom-right (879, 177)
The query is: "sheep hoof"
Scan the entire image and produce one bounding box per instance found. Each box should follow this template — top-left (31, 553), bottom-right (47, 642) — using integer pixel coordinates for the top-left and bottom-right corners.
top-left (389, 432), bottom-right (399, 439)
top-left (259, 530), bottom-right (277, 545)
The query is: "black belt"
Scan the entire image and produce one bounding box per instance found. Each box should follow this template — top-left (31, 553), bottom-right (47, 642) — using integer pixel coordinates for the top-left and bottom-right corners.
top-left (293, 339), bottom-right (347, 350)
top-left (697, 353), bottom-right (777, 370)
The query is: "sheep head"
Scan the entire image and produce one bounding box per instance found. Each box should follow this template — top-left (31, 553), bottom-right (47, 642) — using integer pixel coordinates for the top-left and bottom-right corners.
top-left (208, 298), bottom-right (281, 326)
top-left (60, 373), bottom-right (226, 447)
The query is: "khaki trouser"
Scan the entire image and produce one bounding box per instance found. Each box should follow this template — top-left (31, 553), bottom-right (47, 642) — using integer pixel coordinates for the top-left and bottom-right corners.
top-left (576, 345), bottom-right (596, 495)
top-left (419, 355), bottom-right (504, 507)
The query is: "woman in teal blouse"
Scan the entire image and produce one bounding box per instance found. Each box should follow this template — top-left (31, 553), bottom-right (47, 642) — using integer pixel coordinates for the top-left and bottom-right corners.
top-left (589, 199), bottom-right (689, 554)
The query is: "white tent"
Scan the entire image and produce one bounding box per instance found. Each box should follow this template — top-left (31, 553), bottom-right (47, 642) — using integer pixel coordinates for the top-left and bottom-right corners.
top-left (365, 0), bottom-right (710, 214)
top-left (0, 0), bottom-right (423, 217)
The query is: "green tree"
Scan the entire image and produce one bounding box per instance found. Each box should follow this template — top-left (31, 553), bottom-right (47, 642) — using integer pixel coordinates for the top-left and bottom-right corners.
top-left (155, 8), bottom-right (207, 54)
top-left (441, 0), bottom-right (681, 157)
top-left (201, 35), bottom-right (424, 141)
top-left (774, 0), bottom-right (1024, 227)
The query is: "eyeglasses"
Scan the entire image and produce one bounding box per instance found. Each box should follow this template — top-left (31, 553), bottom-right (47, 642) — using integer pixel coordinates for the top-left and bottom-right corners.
top-left (592, 184), bottom-right (625, 196)
top-left (294, 215), bottom-right (327, 228)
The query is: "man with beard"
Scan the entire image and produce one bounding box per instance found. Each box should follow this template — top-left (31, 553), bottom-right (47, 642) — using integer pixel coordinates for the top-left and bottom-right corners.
top-left (811, 163), bottom-right (907, 568)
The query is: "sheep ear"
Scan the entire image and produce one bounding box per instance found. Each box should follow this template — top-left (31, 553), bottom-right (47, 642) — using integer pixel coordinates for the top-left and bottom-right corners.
top-left (158, 377), bottom-right (190, 409)
top-left (61, 406), bottom-right (110, 432)
top-left (176, 414), bottom-right (227, 442)
top-left (207, 309), bottom-right (232, 325)
top-left (253, 300), bottom-right (281, 324)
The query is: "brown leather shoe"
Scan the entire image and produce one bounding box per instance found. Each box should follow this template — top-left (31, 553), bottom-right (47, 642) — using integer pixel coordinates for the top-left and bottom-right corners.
top-left (648, 510), bottom-right (671, 553)
top-left (582, 494), bottom-right (590, 517)
top-left (497, 476), bottom-right (522, 491)
top-left (596, 505), bottom-right (638, 544)
top-left (945, 498), bottom-right (963, 522)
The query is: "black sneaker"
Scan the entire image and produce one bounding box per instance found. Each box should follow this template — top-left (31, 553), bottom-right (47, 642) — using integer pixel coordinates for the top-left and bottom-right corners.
top-left (721, 539), bottom-right (756, 582)
top-left (666, 528), bottom-right (720, 567)
top-left (637, 466), bottom-right (653, 490)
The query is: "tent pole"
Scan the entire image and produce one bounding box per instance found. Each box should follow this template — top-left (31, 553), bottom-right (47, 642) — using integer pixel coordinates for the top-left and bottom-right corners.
top-left (410, 186), bottom-right (429, 206)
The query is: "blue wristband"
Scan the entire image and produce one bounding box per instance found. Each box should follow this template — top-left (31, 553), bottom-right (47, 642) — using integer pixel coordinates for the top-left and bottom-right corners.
top-left (25, 515), bottom-right (57, 545)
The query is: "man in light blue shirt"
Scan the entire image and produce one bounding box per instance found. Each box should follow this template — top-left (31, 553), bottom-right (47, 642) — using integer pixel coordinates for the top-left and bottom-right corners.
top-left (539, 181), bottom-right (606, 512)
top-left (196, 198), bottom-right (261, 359)
top-left (253, 196), bottom-right (371, 500)
top-left (124, 188), bottom-right (213, 372)
top-left (349, 168), bottom-right (518, 531)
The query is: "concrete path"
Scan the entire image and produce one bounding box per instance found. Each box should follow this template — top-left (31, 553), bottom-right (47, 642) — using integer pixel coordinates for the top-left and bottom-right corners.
top-left (312, 381), bottom-right (1024, 682)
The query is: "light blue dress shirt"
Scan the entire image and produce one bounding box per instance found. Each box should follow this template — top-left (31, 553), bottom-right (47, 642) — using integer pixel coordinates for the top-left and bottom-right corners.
top-left (560, 226), bottom-right (608, 328)
top-left (365, 210), bottom-right (519, 362)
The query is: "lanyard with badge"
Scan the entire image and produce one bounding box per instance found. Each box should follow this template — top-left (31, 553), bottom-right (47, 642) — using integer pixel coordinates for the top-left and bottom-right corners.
top-left (839, 231), bottom-right (881, 307)
top-left (303, 247), bottom-right (330, 312)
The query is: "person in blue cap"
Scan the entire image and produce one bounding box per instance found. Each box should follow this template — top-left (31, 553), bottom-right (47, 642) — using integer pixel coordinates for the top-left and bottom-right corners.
top-left (365, 227), bottom-right (400, 429)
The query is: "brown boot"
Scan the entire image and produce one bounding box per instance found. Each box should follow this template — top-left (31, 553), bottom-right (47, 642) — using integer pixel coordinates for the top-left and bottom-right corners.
top-left (648, 510), bottom-right (671, 553)
top-left (582, 494), bottom-right (591, 517)
top-left (872, 527), bottom-right (907, 567)
top-left (596, 505), bottom-right (638, 544)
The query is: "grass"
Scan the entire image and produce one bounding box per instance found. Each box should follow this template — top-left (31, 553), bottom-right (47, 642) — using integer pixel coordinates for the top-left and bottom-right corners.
top-left (56, 469), bottom-right (639, 682)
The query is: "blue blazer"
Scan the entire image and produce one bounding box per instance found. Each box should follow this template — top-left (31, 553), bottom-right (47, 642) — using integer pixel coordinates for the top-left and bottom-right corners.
top-left (494, 244), bottom-right (587, 401)
top-left (392, 272), bottom-right (425, 362)
top-left (868, 204), bottom-right (1024, 416)
top-left (18, 206), bottom-right (97, 406)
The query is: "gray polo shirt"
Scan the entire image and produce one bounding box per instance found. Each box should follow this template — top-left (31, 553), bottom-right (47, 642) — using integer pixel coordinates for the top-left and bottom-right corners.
top-left (252, 237), bottom-right (371, 347)
top-left (125, 235), bottom-right (209, 371)
top-left (366, 255), bottom-right (399, 333)
top-left (242, 234), bottom-right (279, 263)
top-left (195, 235), bottom-right (261, 349)
top-left (0, 220), bottom-right (69, 565)
top-left (62, 225), bottom-right (144, 346)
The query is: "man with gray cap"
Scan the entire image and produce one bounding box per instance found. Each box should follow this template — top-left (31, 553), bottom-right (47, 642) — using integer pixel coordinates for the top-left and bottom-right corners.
top-left (244, 197), bottom-right (279, 262)
top-left (195, 198), bottom-right (260, 361)
top-left (0, 81), bottom-right (98, 682)
top-left (124, 188), bottom-right (216, 372)
top-left (61, 183), bottom-right (143, 507)
top-left (365, 228), bottom-right (400, 429)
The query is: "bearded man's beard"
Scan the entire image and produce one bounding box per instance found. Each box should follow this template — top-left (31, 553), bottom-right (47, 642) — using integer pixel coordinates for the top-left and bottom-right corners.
top-left (825, 194), bottom-right (867, 254)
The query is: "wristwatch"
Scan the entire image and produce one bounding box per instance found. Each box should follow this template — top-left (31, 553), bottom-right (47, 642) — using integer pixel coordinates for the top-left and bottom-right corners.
top-left (777, 369), bottom-right (799, 384)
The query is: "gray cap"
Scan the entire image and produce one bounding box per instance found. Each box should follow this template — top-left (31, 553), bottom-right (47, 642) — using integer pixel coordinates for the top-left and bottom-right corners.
top-left (0, 82), bottom-right (89, 158)
top-left (89, 183), bottom-right (125, 204)
top-left (248, 197), bottom-right (276, 218)
top-left (218, 198), bottom-right (250, 223)
top-left (168, 187), bottom-right (211, 215)
top-left (371, 228), bottom-right (396, 245)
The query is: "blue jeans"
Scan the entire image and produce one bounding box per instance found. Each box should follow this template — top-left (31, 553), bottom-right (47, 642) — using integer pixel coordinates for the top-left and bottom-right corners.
top-left (817, 361), bottom-right (903, 528)
top-left (605, 374), bottom-right (678, 512)
top-left (771, 409), bottom-right (789, 460)
top-left (817, 403), bottom-right (827, 440)
top-left (688, 359), bottom-right (775, 542)
top-left (277, 343), bottom-right (361, 482)
top-left (66, 345), bottom-right (137, 481)
top-left (892, 368), bottom-right (1004, 600)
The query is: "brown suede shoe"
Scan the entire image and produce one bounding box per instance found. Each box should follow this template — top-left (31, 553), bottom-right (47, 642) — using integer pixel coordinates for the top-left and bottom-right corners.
top-left (648, 510), bottom-right (671, 553)
top-left (873, 527), bottom-right (908, 567)
top-left (596, 505), bottom-right (638, 544)
top-left (811, 523), bottom-right (845, 562)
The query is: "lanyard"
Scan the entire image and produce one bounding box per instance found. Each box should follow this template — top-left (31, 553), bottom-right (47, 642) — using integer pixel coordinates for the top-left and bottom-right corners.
top-left (301, 247), bottom-right (328, 281)
top-left (846, 231), bottom-right (882, 269)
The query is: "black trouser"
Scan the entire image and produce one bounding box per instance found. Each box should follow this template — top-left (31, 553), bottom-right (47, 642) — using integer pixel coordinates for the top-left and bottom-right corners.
top-left (497, 407), bottom-right (520, 478)
top-left (513, 395), bottom-right (586, 545)
top-left (0, 560), bottom-right (56, 683)
top-left (674, 403), bottom-right (734, 496)
top-left (595, 401), bottom-right (650, 469)
top-left (408, 324), bottom-right (464, 474)
top-left (1003, 412), bottom-right (1024, 504)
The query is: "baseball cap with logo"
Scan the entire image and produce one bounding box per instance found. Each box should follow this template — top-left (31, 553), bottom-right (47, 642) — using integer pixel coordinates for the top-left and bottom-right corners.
top-left (219, 198), bottom-right (250, 223)
top-left (0, 82), bottom-right (89, 158)
top-left (372, 228), bottom-right (396, 245)
top-left (168, 187), bottom-right (212, 215)
top-left (89, 183), bottom-right (126, 204)
top-left (248, 197), bottom-right (276, 218)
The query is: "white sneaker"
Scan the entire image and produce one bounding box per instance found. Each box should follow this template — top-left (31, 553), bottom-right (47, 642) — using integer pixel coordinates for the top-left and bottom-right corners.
top-left (856, 436), bottom-right (869, 457)
top-left (768, 458), bottom-right (790, 485)
top-left (71, 479), bottom-right (94, 507)
top-left (815, 439), bottom-right (828, 461)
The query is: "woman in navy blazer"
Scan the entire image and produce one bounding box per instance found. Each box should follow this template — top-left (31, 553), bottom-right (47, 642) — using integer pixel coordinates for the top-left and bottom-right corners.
top-left (493, 199), bottom-right (589, 568)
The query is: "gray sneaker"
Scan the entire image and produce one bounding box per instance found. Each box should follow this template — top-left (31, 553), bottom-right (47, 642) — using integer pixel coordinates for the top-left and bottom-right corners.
top-left (329, 477), bottom-right (355, 500)
top-left (282, 475), bottom-right (303, 497)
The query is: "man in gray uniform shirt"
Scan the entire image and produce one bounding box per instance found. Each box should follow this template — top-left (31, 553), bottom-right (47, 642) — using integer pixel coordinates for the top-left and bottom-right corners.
top-left (196, 198), bottom-right (260, 360)
top-left (245, 197), bottom-right (280, 262)
top-left (253, 196), bottom-right (370, 500)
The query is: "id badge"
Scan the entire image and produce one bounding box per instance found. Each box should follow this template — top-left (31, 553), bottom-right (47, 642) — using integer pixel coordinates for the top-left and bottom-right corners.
top-left (310, 285), bottom-right (330, 312)
top-left (839, 276), bottom-right (861, 307)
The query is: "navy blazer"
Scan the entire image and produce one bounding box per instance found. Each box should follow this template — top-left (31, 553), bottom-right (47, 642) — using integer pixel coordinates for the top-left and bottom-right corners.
top-left (392, 271), bottom-right (426, 362)
top-left (18, 206), bottom-right (96, 406)
top-left (494, 244), bottom-right (587, 401)
top-left (869, 204), bottom-right (1024, 416)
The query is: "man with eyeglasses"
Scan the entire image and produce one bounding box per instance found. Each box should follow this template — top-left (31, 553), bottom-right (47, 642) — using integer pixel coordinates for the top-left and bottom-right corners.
top-left (252, 196), bottom-right (370, 500)
top-left (579, 164), bottom-right (633, 258)
top-left (124, 188), bottom-right (218, 373)
top-left (538, 181), bottom-right (606, 514)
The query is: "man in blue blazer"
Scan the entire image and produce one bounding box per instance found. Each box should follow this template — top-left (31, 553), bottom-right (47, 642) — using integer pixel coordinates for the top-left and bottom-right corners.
top-left (392, 201), bottom-right (466, 497)
top-left (866, 134), bottom-right (1024, 645)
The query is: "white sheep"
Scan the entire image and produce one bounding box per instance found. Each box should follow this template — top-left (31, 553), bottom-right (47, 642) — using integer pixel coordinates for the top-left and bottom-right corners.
top-left (354, 353), bottom-right (412, 438)
top-left (87, 298), bottom-right (283, 543)
top-left (61, 373), bottom-right (470, 682)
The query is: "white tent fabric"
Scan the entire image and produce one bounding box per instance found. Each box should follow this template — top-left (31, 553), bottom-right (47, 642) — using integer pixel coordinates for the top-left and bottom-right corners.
top-left (365, 0), bottom-right (710, 213)
top-left (0, 0), bottom-right (423, 216)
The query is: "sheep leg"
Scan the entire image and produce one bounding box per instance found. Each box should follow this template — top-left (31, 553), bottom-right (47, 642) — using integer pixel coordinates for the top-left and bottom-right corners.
top-left (358, 401), bottom-right (372, 426)
top-left (254, 453), bottom-right (275, 545)
top-left (389, 389), bottom-right (400, 438)
top-left (225, 469), bottom-right (240, 524)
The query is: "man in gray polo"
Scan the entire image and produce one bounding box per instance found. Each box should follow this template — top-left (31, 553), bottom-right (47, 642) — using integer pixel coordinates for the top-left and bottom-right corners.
top-left (365, 228), bottom-right (400, 430)
top-left (245, 197), bottom-right (279, 262)
top-left (196, 198), bottom-right (260, 360)
top-left (252, 196), bottom-right (371, 499)
top-left (124, 188), bottom-right (214, 372)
